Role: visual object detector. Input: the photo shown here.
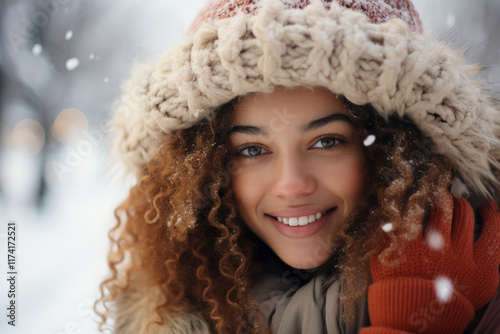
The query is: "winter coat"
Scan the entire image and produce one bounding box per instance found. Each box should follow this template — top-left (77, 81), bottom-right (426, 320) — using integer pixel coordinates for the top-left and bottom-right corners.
top-left (112, 262), bottom-right (500, 333)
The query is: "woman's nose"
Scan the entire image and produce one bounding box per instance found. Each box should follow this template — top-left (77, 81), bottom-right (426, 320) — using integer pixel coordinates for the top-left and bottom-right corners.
top-left (270, 154), bottom-right (316, 200)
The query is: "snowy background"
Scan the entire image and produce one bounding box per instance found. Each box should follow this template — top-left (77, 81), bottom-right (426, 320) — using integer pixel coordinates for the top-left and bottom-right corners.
top-left (0, 0), bottom-right (499, 333)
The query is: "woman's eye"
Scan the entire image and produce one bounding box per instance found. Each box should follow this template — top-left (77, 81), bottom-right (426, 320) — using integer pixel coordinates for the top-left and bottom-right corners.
top-left (311, 137), bottom-right (344, 149)
top-left (237, 146), bottom-right (269, 157)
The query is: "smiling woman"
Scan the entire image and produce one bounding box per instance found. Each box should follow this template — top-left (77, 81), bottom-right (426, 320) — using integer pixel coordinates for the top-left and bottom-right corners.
top-left (97, 0), bottom-right (500, 333)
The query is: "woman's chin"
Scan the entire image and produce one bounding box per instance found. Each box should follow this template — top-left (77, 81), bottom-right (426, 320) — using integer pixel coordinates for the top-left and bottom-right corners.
top-left (276, 251), bottom-right (332, 270)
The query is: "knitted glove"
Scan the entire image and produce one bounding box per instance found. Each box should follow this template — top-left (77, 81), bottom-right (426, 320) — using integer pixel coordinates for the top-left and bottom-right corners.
top-left (360, 193), bottom-right (500, 334)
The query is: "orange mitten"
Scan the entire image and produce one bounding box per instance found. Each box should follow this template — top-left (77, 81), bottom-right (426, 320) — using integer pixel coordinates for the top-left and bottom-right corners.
top-left (361, 193), bottom-right (500, 334)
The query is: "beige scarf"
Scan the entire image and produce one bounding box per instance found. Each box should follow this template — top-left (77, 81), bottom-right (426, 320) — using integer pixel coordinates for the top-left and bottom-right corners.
top-left (251, 254), bottom-right (370, 334)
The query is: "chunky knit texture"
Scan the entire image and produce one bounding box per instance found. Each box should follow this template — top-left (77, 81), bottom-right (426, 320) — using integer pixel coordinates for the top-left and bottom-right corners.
top-left (362, 278), bottom-right (475, 333)
top-left (111, 0), bottom-right (500, 198)
top-left (361, 194), bottom-right (500, 333)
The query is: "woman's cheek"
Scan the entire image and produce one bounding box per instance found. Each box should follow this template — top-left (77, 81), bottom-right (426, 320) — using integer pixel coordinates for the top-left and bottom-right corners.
top-left (231, 165), bottom-right (262, 210)
top-left (320, 151), bottom-right (365, 212)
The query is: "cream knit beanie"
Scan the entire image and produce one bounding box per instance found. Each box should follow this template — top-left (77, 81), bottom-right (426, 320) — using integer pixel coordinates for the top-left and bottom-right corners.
top-left (111, 0), bottom-right (500, 198)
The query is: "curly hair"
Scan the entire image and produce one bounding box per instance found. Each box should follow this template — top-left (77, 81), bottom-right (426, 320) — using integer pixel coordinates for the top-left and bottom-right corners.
top-left (335, 100), bottom-right (454, 319)
top-left (95, 98), bottom-right (271, 333)
top-left (95, 92), bottom-right (456, 332)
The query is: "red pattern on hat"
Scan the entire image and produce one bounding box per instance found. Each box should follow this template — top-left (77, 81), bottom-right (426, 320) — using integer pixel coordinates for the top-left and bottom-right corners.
top-left (190, 0), bottom-right (423, 34)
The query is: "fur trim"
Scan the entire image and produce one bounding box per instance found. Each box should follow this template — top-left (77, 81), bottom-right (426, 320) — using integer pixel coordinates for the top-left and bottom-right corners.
top-left (111, 0), bottom-right (500, 197)
top-left (112, 273), bottom-right (210, 334)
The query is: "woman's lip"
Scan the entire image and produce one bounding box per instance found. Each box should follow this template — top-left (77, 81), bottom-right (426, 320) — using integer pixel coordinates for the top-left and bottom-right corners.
top-left (266, 206), bottom-right (335, 218)
top-left (269, 208), bottom-right (335, 238)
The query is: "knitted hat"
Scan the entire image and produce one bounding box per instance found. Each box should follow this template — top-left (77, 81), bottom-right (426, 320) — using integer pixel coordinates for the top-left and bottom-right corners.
top-left (111, 0), bottom-right (500, 197)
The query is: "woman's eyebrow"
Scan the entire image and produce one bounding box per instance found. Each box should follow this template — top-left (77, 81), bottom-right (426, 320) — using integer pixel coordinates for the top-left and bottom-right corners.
top-left (301, 113), bottom-right (353, 133)
top-left (229, 125), bottom-right (269, 136)
top-left (229, 113), bottom-right (352, 136)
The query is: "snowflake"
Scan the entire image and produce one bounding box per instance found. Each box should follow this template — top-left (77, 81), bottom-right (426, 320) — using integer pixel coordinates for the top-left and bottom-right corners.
top-left (434, 276), bottom-right (454, 303)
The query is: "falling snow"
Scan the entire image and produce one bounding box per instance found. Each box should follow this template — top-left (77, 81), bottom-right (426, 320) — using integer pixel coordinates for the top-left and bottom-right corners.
top-left (434, 276), bottom-right (454, 303)
top-left (65, 57), bottom-right (80, 71)
top-left (363, 134), bottom-right (376, 146)
top-left (381, 223), bottom-right (393, 232)
top-left (426, 230), bottom-right (444, 251)
top-left (1, 2), bottom-right (499, 334)
top-left (451, 177), bottom-right (469, 197)
top-left (103, 77), bottom-right (109, 83)
top-left (446, 14), bottom-right (456, 27)
top-left (65, 30), bottom-right (73, 40)
top-left (194, 109), bottom-right (204, 118)
top-left (32, 43), bottom-right (43, 56)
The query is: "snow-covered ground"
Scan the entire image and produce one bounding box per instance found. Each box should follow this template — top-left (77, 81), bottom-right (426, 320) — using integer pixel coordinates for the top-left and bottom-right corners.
top-left (0, 141), bottom-right (139, 333)
top-left (0, 0), bottom-right (499, 333)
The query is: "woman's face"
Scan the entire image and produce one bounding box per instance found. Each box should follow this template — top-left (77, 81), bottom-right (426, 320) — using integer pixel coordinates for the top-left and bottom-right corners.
top-left (229, 86), bottom-right (365, 269)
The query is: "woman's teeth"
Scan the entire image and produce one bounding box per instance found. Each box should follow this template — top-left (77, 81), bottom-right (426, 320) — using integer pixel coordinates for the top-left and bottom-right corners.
top-left (276, 210), bottom-right (329, 226)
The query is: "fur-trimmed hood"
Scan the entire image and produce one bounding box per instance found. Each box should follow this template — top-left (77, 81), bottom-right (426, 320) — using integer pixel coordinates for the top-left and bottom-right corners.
top-left (112, 272), bottom-right (210, 334)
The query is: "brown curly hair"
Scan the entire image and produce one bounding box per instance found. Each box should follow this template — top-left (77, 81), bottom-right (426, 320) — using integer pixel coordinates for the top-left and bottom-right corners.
top-left (95, 92), bottom-right (456, 332)
top-left (335, 100), bottom-right (453, 319)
